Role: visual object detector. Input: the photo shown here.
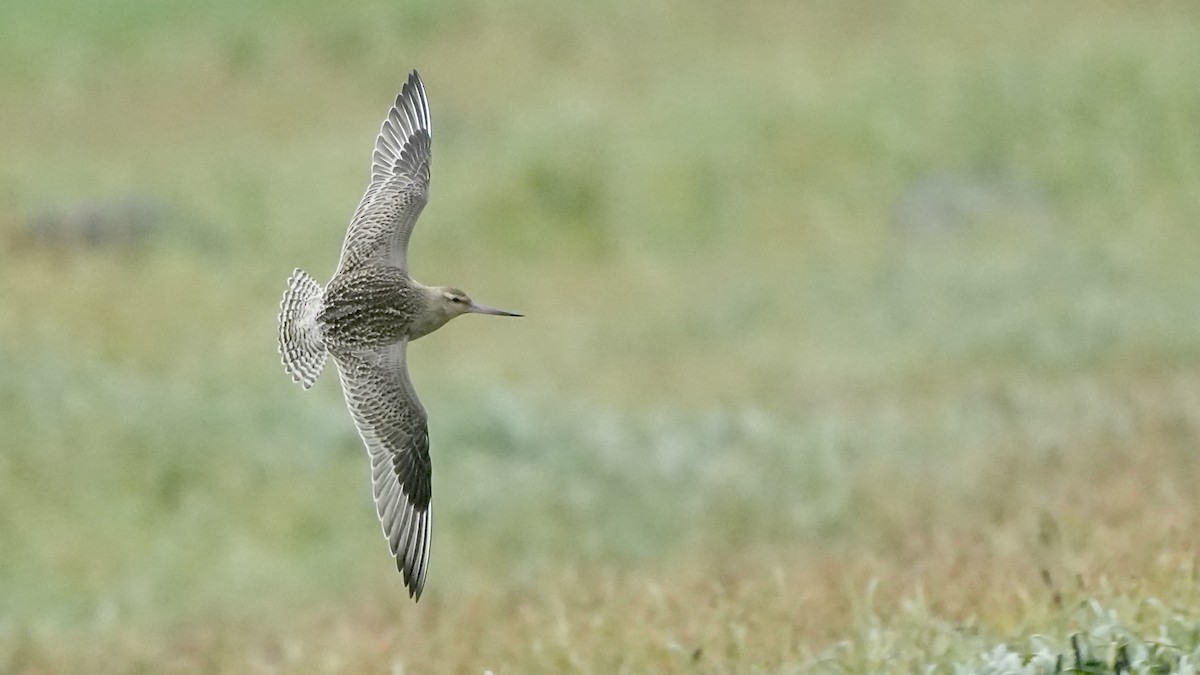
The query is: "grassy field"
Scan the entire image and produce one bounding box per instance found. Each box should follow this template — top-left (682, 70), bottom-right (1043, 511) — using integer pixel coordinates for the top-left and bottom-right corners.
top-left (2, 0), bottom-right (1200, 671)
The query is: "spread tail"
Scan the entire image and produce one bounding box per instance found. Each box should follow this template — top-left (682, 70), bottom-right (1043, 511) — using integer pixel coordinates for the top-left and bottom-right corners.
top-left (278, 268), bottom-right (327, 389)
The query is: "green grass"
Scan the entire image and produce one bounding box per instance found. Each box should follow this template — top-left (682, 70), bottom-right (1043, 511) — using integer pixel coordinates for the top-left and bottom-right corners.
top-left (2, 0), bottom-right (1200, 671)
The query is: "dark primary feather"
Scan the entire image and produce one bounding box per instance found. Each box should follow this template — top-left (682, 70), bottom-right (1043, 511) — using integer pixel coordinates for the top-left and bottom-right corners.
top-left (337, 71), bottom-right (433, 275)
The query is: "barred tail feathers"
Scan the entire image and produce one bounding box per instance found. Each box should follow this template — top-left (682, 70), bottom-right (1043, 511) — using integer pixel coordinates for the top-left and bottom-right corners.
top-left (278, 268), bottom-right (327, 389)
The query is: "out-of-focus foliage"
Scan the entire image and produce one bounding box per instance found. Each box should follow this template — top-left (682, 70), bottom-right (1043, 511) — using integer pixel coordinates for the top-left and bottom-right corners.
top-left (1, 0), bottom-right (1198, 671)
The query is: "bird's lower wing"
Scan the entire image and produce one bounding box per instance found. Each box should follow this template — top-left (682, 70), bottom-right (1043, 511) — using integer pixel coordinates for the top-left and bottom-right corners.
top-left (332, 340), bottom-right (433, 600)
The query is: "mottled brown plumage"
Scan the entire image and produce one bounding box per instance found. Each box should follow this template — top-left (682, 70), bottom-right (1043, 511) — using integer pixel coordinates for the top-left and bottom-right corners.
top-left (276, 70), bottom-right (520, 601)
top-left (320, 267), bottom-right (425, 349)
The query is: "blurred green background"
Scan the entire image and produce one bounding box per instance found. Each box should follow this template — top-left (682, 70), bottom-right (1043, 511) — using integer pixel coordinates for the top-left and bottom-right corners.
top-left (2, 0), bottom-right (1200, 671)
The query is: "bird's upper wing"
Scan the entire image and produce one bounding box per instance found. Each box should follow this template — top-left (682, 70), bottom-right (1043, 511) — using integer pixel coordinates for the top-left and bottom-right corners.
top-left (332, 339), bottom-right (432, 600)
top-left (336, 71), bottom-right (432, 274)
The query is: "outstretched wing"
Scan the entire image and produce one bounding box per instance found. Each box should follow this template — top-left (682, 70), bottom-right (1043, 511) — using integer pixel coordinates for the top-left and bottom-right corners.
top-left (337, 70), bottom-right (432, 274)
top-left (332, 340), bottom-right (432, 600)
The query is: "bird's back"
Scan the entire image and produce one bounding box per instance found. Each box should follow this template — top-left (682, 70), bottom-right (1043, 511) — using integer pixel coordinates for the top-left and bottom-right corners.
top-left (319, 266), bottom-right (423, 352)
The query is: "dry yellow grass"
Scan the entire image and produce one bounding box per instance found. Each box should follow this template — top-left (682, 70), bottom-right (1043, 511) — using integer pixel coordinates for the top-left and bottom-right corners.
top-left (6, 371), bottom-right (1197, 672)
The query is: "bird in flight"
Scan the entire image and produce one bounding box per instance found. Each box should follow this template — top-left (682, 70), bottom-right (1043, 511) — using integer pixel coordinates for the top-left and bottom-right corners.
top-left (277, 70), bottom-right (521, 601)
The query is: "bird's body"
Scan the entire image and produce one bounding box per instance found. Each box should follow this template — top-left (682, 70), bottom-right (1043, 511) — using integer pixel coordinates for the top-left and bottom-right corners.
top-left (277, 71), bottom-right (520, 601)
top-left (321, 267), bottom-right (427, 347)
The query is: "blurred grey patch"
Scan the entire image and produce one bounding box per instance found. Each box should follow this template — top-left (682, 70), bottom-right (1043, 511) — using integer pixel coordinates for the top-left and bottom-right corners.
top-left (20, 195), bottom-right (163, 249)
top-left (14, 194), bottom-right (224, 254)
top-left (880, 171), bottom-right (1058, 327)
top-left (890, 171), bottom-right (1049, 238)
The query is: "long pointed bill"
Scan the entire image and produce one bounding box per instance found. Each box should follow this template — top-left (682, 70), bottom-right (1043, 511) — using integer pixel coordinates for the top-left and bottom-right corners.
top-left (469, 302), bottom-right (523, 317)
